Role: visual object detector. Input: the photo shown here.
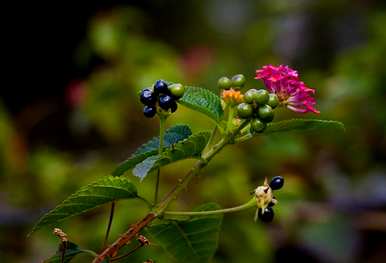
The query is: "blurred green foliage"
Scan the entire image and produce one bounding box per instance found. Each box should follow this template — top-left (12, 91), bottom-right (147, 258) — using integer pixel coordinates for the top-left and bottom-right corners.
top-left (1, 1), bottom-right (386, 262)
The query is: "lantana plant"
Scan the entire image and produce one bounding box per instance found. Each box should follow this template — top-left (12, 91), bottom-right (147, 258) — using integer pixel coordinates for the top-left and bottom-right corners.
top-left (31, 65), bottom-right (344, 263)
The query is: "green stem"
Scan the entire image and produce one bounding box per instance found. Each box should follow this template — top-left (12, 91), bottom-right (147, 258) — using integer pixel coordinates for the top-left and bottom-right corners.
top-left (153, 137), bottom-right (228, 216)
top-left (234, 132), bottom-right (254, 144)
top-left (154, 116), bottom-right (166, 204)
top-left (164, 198), bottom-right (256, 218)
top-left (226, 106), bottom-right (235, 133)
top-left (102, 201), bottom-right (116, 249)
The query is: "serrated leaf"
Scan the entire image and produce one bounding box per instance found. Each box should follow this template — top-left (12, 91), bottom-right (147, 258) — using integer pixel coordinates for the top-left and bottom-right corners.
top-left (146, 203), bottom-right (223, 263)
top-left (265, 119), bottom-right (345, 134)
top-left (31, 176), bottom-right (138, 233)
top-left (179, 86), bottom-right (223, 123)
top-left (133, 132), bottom-right (210, 180)
top-left (112, 124), bottom-right (192, 176)
top-left (44, 242), bottom-right (83, 263)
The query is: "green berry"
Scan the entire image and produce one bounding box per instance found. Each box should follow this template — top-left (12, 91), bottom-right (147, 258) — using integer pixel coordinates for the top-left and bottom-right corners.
top-left (217, 76), bottom-right (232, 90)
top-left (237, 103), bottom-right (253, 118)
top-left (255, 89), bottom-right (269, 105)
top-left (231, 74), bottom-right (246, 88)
top-left (169, 83), bottom-right (185, 98)
top-left (244, 89), bottom-right (258, 104)
top-left (250, 119), bottom-right (266, 133)
top-left (267, 93), bottom-right (279, 108)
top-left (258, 105), bottom-right (274, 122)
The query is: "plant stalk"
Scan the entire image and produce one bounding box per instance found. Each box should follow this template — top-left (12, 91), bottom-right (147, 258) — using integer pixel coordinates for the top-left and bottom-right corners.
top-left (92, 121), bottom-right (248, 263)
top-left (164, 198), bottom-right (256, 217)
top-left (154, 116), bottom-right (166, 204)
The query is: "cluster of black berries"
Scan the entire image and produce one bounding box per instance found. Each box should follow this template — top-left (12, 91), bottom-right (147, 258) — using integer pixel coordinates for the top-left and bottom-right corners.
top-left (217, 74), bottom-right (246, 90)
top-left (140, 80), bottom-right (185, 118)
top-left (236, 89), bottom-right (279, 133)
top-left (258, 176), bottom-right (284, 223)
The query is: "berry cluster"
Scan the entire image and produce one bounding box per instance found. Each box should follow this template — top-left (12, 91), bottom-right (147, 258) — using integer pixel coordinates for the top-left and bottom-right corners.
top-left (140, 80), bottom-right (185, 118)
top-left (257, 176), bottom-right (284, 223)
top-left (237, 88), bottom-right (279, 133)
top-left (217, 74), bottom-right (246, 90)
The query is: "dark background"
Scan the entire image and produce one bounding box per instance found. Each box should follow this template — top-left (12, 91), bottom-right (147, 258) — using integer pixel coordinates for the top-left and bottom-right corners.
top-left (1, 1), bottom-right (386, 262)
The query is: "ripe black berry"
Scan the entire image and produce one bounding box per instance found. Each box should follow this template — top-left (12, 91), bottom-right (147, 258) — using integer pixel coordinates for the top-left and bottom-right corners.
top-left (269, 176), bottom-right (284, 190)
top-left (143, 105), bottom-right (156, 118)
top-left (170, 101), bottom-right (178, 113)
top-left (258, 207), bottom-right (274, 222)
top-left (140, 89), bottom-right (156, 106)
top-left (154, 80), bottom-right (169, 94)
top-left (159, 94), bottom-right (174, 110)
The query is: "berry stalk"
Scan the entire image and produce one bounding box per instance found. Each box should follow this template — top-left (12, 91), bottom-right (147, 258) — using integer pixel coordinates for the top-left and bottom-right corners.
top-left (163, 197), bottom-right (257, 218)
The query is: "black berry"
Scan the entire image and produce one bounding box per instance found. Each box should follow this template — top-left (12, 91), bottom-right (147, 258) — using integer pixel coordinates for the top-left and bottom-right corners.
top-left (143, 105), bottom-right (156, 118)
top-left (159, 94), bottom-right (174, 110)
top-left (140, 89), bottom-right (156, 105)
top-left (258, 207), bottom-right (274, 222)
top-left (170, 100), bottom-right (178, 113)
top-left (154, 80), bottom-right (169, 94)
top-left (269, 176), bottom-right (284, 190)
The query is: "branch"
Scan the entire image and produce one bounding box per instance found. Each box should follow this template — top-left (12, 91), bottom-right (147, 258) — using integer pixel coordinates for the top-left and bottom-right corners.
top-left (92, 121), bottom-right (248, 263)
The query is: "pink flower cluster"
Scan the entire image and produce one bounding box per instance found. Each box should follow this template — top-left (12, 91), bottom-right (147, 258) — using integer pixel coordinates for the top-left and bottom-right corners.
top-left (255, 65), bottom-right (319, 114)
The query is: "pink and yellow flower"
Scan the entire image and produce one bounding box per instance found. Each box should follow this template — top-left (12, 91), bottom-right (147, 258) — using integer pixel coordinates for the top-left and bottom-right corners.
top-left (255, 65), bottom-right (319, 114)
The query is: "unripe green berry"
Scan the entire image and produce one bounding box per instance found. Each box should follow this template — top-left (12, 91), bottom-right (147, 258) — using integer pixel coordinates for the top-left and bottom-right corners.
top-left (244, 89), bottom-right (258, 104)
top-left (231, 74), bottom-right (246, 88)
top-left (217, 76), bottom-right (232, 90)
top-left (258, 105), bottom-right (274, 122)
top-left (237, 103), bottom-right (253, 118)
top-left (267, 93), bottom-right (279, 108)
top-left (255, 89), bottom-right (269, 105)
top-left (169, 83), bottom-right (185, 98)
top-left (250, 118), bottom-right (266, 133)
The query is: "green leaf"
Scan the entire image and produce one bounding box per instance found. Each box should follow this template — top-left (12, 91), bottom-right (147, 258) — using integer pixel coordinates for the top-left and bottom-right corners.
top-left (44, 242), bottom-right (83, 263)
top-left (179, 86), bottom-right (224, 123)
top-left (133, 131), bottom-right (210, 180)
top-left (31, 176), bottom-right (138, 233)
top-left (112, 124), bottom-right (192, 176)
top-left (146, 203), bottom-right (223, 263)
top-left (265, 119), bottom-right (345, 134)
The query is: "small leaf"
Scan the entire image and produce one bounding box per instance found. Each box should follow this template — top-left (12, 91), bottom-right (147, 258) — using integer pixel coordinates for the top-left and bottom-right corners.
top-left (265, 119), bottom-right (345, 134)
top-left (31, 176), bottom-right (138, 233)
top-left (133, 132), bottom-right (210, 180)
top-left (179, 86), bottom-right (224, 123)
top-left (44, 242), bottom-right (83, 263)
top-left (112, 124), bottom-right (192, 176)
top-left (146, 203), bottom-right (223, 263)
